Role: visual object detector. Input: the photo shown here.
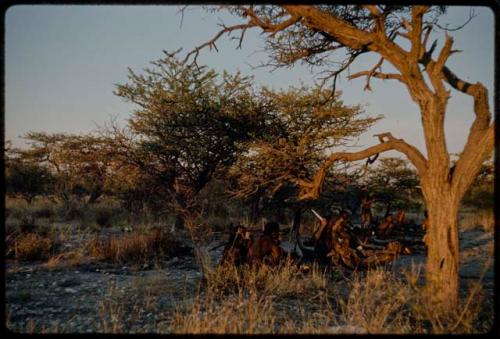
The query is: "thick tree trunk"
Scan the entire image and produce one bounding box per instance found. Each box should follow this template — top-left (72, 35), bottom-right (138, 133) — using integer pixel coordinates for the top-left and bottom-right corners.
top-left (423, 191), bottom-right (460, 311)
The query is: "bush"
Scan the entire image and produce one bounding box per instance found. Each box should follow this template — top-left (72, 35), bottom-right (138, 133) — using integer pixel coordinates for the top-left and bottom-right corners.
top-left (204, 259), bottom-right (328, 299)
top-left (14, 233), bottom-right (54, 261)
top-left (63, 203), bottom-right (85, 221)
top-left (5, 160), bottom-right (54, 204)
top-left (88, 228), bottom-right (191, 266)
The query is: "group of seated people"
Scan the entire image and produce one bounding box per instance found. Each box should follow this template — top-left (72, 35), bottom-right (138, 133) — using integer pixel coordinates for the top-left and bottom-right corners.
top-left (314, 210), bottom-right (411, 269)
top-left (220, 207), bottom-right (413, 270)
top-left (220, 221), bottom-right (283, 267)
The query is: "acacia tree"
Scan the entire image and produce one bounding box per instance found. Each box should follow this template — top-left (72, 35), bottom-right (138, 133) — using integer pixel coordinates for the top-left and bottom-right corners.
top-left (187, 5), bottom-right (495, 310)
top-left (229, 86), bottom-right (379, 224)
top-left (114, 53), bottom-right (270, 228)
top-left (366, 157), bottom-right (421, 216)
top-left (5, 142), bottom-right (54, 204)
top-left (19, 132), bottom-right (113, 207)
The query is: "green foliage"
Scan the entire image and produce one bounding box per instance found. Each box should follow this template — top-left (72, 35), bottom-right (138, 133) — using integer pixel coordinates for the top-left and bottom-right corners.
top-left (5, 148), bottom-right (55, 204)
top-left (112, 52), bottom-right (270, 214)
top-left (366, 157), bottom-right (420, 213)
top-left (18, 132), bottom-right (114, 206)
top-left (229, 87), bottom-right (380, 201)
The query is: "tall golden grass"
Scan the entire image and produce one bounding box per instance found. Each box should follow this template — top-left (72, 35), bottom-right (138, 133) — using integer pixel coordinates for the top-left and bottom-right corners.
top-left (169, 260), bottom-right (492, 334)
top-left (88, 229), bottom-right (177, 266)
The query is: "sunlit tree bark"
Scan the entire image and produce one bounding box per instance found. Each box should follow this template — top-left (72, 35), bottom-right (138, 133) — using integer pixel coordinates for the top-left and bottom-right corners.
top-left (187, 5), bottom-right (495, 311)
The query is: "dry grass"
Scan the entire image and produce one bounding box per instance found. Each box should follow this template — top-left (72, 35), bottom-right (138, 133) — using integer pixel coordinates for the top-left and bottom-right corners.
top-left (5, 196), bottom-right (492, 334)
top-left (170, 258), bottom-right (341, 334)
top-left (202, 257), bottom-right (330, 300)
top-left (169, 259), bottom-right (492, 334)
top-left (44, 250), bottom-right (87, 269)
top-left (13, 233), bottom-right (55, 261)
top-left (97, 283), bottom-right (127, 333)
top-left (170, 291), bottom-right (276, 334)
top-left (460, 210), bottom-right (495, 232)
top-left (96, 277), bottom-right (180, 334)
top-left (340, 269), bottom-right (414, 333)
top-left (88, 229), bottom-right (181, 266)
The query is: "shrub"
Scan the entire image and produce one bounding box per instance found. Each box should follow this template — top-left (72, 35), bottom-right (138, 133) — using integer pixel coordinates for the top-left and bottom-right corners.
top-left (89, 228), bottom-right (190, 266)
top-left (64, 204), bottom-right (85, 221)
top-left (14, 233), bottom-right (54, 261)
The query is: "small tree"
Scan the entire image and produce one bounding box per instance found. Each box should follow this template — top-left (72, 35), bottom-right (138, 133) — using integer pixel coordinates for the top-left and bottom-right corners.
top-left (229, 86), bottom-right (380, 225)
top-left (113, 53), bottom-right (270, 228)
top-left (5, 145), bottom-right (54, 204)
top-left (366, 157), bottom-right (420, 216)
top-left (20, 132), bottom-right (114, 207)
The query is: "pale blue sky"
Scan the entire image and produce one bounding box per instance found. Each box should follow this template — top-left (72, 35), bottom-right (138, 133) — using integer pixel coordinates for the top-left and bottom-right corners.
top-left (5, 5), bottom-right (495, 158)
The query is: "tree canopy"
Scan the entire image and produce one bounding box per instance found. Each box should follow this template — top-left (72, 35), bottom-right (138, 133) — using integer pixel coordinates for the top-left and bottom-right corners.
top-left (229, 87), bottom-right (380, 200)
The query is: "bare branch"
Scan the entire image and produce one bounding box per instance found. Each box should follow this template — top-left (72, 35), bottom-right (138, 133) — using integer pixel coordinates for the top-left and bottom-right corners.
top-left (358, 152), bottom-right (380, 178)
top-left (279, 44), bottom-right (343, 65)
top-left (236, 27), bottom-right (247, 49)
top-left (316, 49), bottom-right (367, 93)
top-left (401, 17), bottom-right (412, 32)
top-left (451, 122), bottom-right (495, 199)
top-left (433, 8), bottom-right (477, 32)
top-left (346, 57), bottom-right (402, 91)
top-left (395, 31), bottom-right (411, 40)
top-left (409, 6), bottom-right (430, 61)
top-left (269, 14), bottom-right (302, 36)
top-left (295, 133), bottom-right (428, 200)
top-left (348, 69), bottom-right (404, 88)
top-left (184, 22), bottom-right (256, 65)
top-left (434, 33), bottom-right (454, 74)
top-left (242, 6), bottom-right (302, 35)
top-left (363, 5), bottom-right (385, 36)
top-left (283, 5), bottom-right (375, 50)
top-left (177, 5), bottom-right (188, 29)
top-left (364, 5), bottom-right (382, 17)
top-left (421, 25), bottom-right (433, 51)
top-left (419, 44), bottom-right (492, 132)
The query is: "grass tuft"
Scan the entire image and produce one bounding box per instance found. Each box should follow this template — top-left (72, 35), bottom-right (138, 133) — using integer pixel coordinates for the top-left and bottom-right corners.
top-left (13, 233), bottom-right (55, 261)
top-left (88, 229), bottom-right (189, 266)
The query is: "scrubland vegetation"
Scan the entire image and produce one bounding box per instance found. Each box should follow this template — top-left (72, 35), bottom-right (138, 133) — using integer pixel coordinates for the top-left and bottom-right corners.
top-left (5, 191), bottom-right (494, 334)
top-left (5, 5), bottom-right (496, 334)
